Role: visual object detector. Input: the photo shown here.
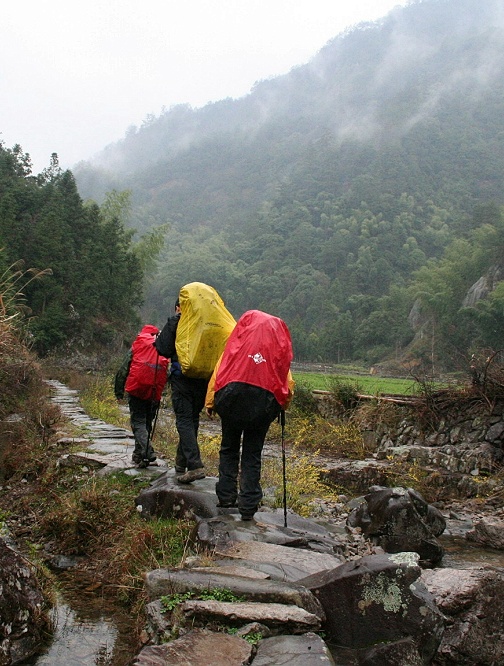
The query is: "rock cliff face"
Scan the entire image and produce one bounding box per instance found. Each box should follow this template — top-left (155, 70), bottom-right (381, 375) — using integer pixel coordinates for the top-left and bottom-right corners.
top-left (462, 264), bottom-right (504, 308)
top-left (0, 538), bottom-right (50, 665)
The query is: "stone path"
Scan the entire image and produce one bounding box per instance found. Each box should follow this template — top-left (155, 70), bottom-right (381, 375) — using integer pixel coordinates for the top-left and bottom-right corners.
top-left (43, 379), bottom-right (504, 666)
top-left (45, 379), bottom-right (168, 478)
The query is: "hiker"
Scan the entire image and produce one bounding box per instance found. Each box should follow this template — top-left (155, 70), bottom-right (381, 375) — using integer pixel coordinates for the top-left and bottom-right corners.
top-left (114, 324), bottom-right (168, 467)
top-left (205, 310), bottom-right (294, 521)
top-left (153, 299), bottom-right (204, 482)
top-left (156, 283), bottom-right (235, 483)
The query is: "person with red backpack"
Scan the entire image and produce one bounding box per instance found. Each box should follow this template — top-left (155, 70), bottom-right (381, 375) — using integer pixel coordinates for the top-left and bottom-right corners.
top-left (115, 325), bottom-right (169, 467)
top-left (205, 310), bottom-right (294, 521)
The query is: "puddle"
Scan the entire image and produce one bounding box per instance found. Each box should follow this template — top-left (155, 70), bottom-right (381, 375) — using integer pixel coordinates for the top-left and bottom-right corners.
top-left (439, 534), bottom-right (504, 569)
top-left (25, 573), bottom-right (139, 666)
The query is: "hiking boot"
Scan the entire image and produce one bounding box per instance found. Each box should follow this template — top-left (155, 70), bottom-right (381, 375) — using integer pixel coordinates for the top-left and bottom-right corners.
top-left (217, 500), bottom-right (237, 508)
top-left (175, 466), bottom-right (186, 474)
top-left (132, 453), bottom-right (143, 464)
top-left (239, 506), bottom-right (258, 521)
top-left (176, 467), bottom-right (205, 484)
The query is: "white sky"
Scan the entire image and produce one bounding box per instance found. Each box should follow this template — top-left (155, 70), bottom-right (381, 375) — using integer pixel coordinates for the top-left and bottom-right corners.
top-left (1, 1), bottom-right (408, 174)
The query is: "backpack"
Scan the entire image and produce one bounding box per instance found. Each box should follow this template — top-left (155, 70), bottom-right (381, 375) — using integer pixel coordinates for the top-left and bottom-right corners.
top-left (213, 310), bottom-right (293, 409)
top-left (125, 325), bottom-right (169, 401)
top-left (175, 282), bottom-right (236, 379)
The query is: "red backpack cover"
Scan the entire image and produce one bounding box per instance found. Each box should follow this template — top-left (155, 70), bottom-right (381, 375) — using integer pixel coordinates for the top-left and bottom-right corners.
top-left (214, 310), bottom-right (293, 408)
top-left (125, 325), bottom-right (169, 401)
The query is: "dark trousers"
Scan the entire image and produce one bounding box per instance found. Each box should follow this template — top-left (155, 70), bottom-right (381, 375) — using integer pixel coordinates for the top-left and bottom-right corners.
top-left (170, 374), bottom-right (208, 471)
top-left (128, 394), bottom-right (158, 460)
top-left (216, 414), bottom-right (273, 514)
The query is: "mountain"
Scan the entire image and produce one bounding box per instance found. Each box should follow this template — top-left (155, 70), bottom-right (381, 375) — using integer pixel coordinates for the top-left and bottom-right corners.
top-left (74, 0), bottom-right (504, 370)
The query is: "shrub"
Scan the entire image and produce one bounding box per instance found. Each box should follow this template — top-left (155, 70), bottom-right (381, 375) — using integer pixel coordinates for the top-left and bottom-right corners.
top-left (290, 380), bottom-right (320, 417)
top-left (327, 376), bottom-right (361, 411)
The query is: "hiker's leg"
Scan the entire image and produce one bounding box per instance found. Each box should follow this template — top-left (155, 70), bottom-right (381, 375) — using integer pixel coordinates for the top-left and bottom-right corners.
top-left (190, 378), bottom-right (208, 439)
top-left (238, 418), bottom-right (271, 516)
top-left (216, 418), bottom-right (241, 506)
top-left (171, 377), bottom-right (204, 471)
top-left (174, 443), bottom-right (187, 473)
top-left (129, 395), bottom-right (149, 461)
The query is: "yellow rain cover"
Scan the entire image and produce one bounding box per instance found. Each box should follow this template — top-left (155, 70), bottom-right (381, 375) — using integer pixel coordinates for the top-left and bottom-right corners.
top-left (176, 282), bottom-right (236, 379)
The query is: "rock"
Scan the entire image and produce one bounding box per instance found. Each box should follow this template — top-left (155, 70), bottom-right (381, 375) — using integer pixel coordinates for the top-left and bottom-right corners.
top-left (144, 600), bottom-right (173, 643)
top-left (347, 486), bottom-right (445, 565)
top-left (320, 458), bottom-right (391, 493)
top-left (422, 566), bottom-right (504, 665)
top-left (47, 554), bottom-right (81, 570)
top-left (195, 511), bottom-right (344, 554)
top-left (0, 538), bottom-right (51, 665)
top-left (214, 539), bottom-right (343, 582)
top-left (203, 557), bottom-right (331, 583)
top-left (358, 636), bottom-right (425, 665)
top-left (144, 569), bottom-right (324, 619)
top-left (299, 552), bottom-right (444, 665)
top-left (253, 632), bottom-right (336, 665)
top-left (136, 472), bottom-right (219, 520)
top-left (189, 564), bottom-right (270, 579)
top-left (132, 628), bottom-right (252, 665)
top-left (466, 516), bottom-right (504, 550)
top-left (182, 599), bottom-right (321, 633)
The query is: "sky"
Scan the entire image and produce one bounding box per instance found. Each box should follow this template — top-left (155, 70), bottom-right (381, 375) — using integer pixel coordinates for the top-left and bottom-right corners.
top-left (1, 1), bottom-right (409, 174)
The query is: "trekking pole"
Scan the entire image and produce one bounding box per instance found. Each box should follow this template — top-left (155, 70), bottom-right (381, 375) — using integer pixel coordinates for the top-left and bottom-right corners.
top-left (144, 351), bottom-right (160, 462)
top-left (280, 409), bottom-right (288, 528)
top-left (150, 400), bottom-right (160, 442)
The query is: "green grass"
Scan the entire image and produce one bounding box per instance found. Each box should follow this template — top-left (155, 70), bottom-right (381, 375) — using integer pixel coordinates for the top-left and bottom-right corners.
top-left (293, 372), bottom-right (423, 396)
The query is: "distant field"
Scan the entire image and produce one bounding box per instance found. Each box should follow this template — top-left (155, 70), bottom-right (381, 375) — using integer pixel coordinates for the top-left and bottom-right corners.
top-left (293, 371), bottom-right (423, 396)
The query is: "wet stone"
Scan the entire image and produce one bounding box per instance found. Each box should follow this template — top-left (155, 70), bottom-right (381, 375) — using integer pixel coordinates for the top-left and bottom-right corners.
top-left (182, 599), bottom-right (322, 633)
top-left (144, 568), bottom-right (324, 619)
top-left (253, 632), bottom-right (336, 666)
top-left (132, 629), bottom-right (252, 666)
top-left (214, 539), bottom-right (343, 582)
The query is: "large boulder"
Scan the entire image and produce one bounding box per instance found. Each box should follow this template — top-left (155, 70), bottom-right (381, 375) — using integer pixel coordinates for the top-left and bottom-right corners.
top-left (135, 472), bottom-right (219, 520)
top-left (0, 538), bottom-right (50, 665)
top-left (347, 486), bottom-right (446, 565)
top-left (422, 566), bottom-right (504, 665)
top-left (299, 552), bottom-right (444, 665)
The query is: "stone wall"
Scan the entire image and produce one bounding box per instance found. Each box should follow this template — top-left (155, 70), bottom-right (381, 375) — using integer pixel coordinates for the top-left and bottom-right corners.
top-left (317, 392), bottom-right (504, 500)
top-left (374, 397), bottom-right (504, 476)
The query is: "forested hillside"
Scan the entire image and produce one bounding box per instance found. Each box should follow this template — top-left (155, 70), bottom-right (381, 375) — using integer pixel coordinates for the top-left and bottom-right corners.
top-left (0, 147), bottom-right (143, 353)
top-left (5, 0), bottom-right (504, 368)
top-left (71, 0), bottom-right (504, 371)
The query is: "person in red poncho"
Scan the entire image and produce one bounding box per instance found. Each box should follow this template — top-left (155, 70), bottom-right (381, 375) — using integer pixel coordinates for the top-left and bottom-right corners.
top-left (205, 310), bottom-right (294, 521)
top-left (115, 325), bottom-right (168, 466)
